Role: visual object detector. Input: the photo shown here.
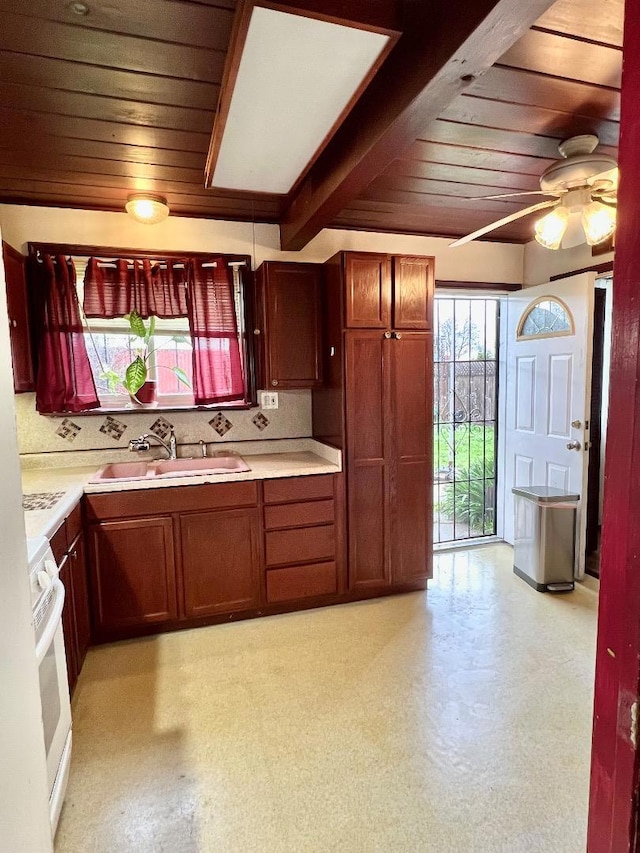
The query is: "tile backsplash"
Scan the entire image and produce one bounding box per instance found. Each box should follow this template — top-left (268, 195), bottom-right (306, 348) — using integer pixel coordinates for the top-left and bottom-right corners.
top-left (15, 391), bottom-right (312, 455)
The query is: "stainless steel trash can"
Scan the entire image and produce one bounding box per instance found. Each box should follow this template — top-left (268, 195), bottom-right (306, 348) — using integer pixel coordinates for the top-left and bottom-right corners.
top-left (512, 486), bottom-right (579, 592)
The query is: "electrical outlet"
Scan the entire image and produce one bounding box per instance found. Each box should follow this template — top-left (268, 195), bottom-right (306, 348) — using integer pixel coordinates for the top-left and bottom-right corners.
top-left (260, 392), bottom-right (279, 410)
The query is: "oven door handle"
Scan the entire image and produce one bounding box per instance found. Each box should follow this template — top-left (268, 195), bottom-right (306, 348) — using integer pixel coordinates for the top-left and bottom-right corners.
top-left (36, 578), bottom-right (66, 665)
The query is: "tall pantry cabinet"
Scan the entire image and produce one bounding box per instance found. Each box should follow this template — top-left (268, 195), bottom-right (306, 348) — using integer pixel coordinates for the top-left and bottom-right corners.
top-left (313, 252), bottom-right (434, 592)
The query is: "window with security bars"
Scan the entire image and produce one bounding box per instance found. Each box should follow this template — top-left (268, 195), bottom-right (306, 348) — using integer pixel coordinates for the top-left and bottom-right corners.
top-left (433, 296), bottom-right (499, 544)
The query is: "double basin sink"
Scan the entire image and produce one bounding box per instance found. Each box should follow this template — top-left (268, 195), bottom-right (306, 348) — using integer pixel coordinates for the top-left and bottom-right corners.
top-left (90, 455), bottom-right (251, 483)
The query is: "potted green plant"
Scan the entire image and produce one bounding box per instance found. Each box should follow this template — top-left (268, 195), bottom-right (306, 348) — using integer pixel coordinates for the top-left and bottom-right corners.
top-left (101, 311), bottom-right (190, 405)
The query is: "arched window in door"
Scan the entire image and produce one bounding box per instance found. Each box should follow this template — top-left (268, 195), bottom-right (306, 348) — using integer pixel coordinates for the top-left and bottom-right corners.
top-left (517, 296), bottom-right (574, 340)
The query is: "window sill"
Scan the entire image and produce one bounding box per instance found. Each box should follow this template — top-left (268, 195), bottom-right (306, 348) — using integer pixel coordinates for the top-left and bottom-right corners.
top-left (41, 401), bottom-right (257, 417)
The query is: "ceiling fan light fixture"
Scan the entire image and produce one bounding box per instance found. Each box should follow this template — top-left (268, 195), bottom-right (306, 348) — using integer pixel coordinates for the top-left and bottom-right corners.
top-left (125, 193), bottom-right (170, 225)
top-left (534, 206), bottom-right (569, 250)
top-left (582, 200), bottom-right (616, 246)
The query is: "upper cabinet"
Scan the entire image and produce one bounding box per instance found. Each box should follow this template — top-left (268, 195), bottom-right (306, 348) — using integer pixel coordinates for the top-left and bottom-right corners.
top-left (392, 255), bottom-right (434, 330)
top-left (341, 252), bottom-right (434, 331)
top-left (2, 241), bottom-right (34, 392)
top-left (254, 261), bottom-right (323, 389)
top-left (345, 253), bottom-right (392, 328)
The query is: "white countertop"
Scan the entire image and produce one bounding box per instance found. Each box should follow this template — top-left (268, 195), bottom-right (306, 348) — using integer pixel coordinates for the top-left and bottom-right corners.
top-left (22, 442), bottom-right (341, 542)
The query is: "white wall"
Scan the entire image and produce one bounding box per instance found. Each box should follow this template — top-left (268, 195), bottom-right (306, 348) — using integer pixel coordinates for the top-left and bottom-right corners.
top-left (0, 204), bottom-right (525, 283)
top-left (523, 238), bottom-right (613, 286)
top-left (0, 224), bottom-right (53, 851)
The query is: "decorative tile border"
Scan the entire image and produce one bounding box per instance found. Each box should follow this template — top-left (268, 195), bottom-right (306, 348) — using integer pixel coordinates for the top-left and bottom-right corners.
top-left (55, 418), bottom-right (82, 443)
top-left (252, 412), bottom-right (269, 431)
top-left (23, 491), bottom-right (66, 511)
top-left (99, 415), bottom-right (128, 441)
top-left (209, 413), bottom-right (233, 437)
top-left (149, 416), bottom-right (174, 440)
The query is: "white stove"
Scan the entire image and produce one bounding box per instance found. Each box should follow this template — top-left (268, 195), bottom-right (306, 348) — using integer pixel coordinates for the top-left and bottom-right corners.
top-left (28, 536), bottom-right (72, 838)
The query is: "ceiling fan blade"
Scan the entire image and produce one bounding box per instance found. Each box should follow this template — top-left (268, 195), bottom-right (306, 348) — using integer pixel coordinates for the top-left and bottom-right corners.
top-left (449, 200), bottom-right (560, 248)
top-left (468, 190), bottom-right (556, 201)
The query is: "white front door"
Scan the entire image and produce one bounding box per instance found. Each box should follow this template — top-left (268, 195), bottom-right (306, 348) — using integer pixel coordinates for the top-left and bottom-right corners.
top-left (502, 272), bottom-right (595, 576)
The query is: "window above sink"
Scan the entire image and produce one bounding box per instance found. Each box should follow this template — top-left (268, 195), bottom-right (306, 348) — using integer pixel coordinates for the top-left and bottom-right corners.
top-left (27, 242), bottom-right (255, 416)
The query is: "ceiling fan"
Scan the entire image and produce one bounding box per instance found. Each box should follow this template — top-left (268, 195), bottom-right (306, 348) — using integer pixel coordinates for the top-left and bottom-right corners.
top-left (450, 135), bottom-right (618, 250)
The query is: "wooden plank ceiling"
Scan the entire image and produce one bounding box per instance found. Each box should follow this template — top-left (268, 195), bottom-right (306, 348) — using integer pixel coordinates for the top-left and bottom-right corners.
top-left (0, 0), bottom-right (624, 244)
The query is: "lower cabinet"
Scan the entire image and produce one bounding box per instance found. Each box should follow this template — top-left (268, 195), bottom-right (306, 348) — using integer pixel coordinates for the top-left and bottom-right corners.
top-left (89, 516), bottom-right (178, 636)
top-left (180, 508), bottom-right (260, 618)
top-left (51, 505), bottom-right (91, 696)
top-left (262, 474), bottom-right (343, 604)
top-left (84, 474), bottom-right (345, 641)
top-left (68, 532), bottom-right (91, 687)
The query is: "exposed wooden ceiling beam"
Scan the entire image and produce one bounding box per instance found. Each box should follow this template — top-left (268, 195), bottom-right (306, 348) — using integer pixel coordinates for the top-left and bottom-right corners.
top-left (279, 0), bottom-right (560, 251)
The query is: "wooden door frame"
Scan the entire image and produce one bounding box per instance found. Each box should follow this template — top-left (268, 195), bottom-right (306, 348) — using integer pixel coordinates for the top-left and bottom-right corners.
top-left (587, 1), bottom-right (640, 848)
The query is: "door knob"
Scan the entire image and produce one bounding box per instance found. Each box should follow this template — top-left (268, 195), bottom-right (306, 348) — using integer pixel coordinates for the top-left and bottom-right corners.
top-left (393, 332), bottom-right (403, 340)
top-left (566, 440), bottom-right (582, 451)
top-left (384, 331), bottom-right (392, 339)
top-left (571, 419), bottom-right (582, 429)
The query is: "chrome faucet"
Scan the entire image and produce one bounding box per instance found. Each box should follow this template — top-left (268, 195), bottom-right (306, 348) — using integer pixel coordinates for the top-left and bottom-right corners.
top-left (129, 428), bottom-right (178, 460)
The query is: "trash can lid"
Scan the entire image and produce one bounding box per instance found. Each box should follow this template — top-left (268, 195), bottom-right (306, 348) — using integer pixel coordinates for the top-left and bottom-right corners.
top-left (511, 485), bottom-right (580, 502)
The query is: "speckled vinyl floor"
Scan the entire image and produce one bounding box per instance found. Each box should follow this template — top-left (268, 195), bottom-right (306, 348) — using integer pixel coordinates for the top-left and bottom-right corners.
top-left (56, 544), bottom-right (598, 853)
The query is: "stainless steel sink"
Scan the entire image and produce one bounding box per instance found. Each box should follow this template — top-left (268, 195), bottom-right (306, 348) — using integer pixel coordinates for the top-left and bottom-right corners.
top-left (154, 456), bottom-right (251, 477)
top-left (90, 456), bottom-right (250, 483)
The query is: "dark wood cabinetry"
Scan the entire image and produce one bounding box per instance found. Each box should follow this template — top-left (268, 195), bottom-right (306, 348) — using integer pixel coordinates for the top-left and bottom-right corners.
top-left (86, 482), bottom-right (261, 639)
top-left (2, 241), bottom-right (34, 392)
top-left (342, 251), bottom-right (434, 331)
top-left (254, 261), bottom-right (323, 389)
top-left (313, 251), bottom-right (434, 592)
top-left (392, 256), bottom-right (434, 331)
top-left (345, 252), bottom-right (391, 328)
top-left (180, 507), bottom-right (260, 617)
top-left (84, 474), bottom-right (343, 640)
top-left (50, 503), bottom-right (91, 695)
top-left (89, 516), bottom-right (178, 637)
top-left (390, 332), bottom-right (434, 583)
top-left (345, 330), bottom-right (390, 587)
top-left (262, 474), bottom-right (344, 604)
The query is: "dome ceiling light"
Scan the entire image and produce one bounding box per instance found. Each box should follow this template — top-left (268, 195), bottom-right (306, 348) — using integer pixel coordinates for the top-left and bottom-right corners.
top-left (125, 194), bottom-right (170, 225)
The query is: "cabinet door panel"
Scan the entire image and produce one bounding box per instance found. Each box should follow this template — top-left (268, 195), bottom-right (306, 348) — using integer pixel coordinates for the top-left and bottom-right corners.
top-left (349, 465), bottom-right (389, 586)
top-left (392, 256), bottom-right (434, 330)
top-left (89, 516), bottom-right (177, 632)
top-left (2, 242), bottom-right (34, 392)
top-left (59, 556), bottom-right (78, 694)
top-left (181, 508), bottom-right (260, 618)
top-left (345, 253), bottom-right (391, 328)
top-left (70, 533), bottom-right (91, 670)
top-left (345, 331), bottom-right (391, 587)
top-left (390, 333), bottom-right (433, 582)
top-left (262, 263), bottom-right (323, 388)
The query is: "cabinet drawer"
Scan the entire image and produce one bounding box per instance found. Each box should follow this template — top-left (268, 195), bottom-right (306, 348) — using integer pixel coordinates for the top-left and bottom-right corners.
top-left (264, 499), bottom-right (334, 530)
top-left (49, 523), bottom-right (68, 564)
top-left (263, 475), bottom-right (334, 504)
top-left (266, 561), bottom-right (337, 603)
top-left (66, 502), bottom-right (83, 544)
top-left (265, 524), bottom-right (335, 567)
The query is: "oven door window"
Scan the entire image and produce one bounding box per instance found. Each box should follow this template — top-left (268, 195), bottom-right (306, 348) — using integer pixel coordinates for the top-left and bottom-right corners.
top-left (39, 637), bottom-right (62, 755)
top-left (38, 622), bottom-right (72, 795)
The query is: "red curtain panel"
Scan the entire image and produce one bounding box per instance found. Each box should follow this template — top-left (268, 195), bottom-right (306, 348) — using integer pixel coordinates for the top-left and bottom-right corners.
top-left (83, 257), bottom-right (188, 319)
top-left (31, 254), bottom-right (99, 414)
top-left (187, 258), bottom-right (246, 405)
